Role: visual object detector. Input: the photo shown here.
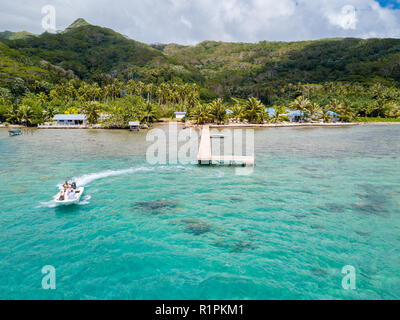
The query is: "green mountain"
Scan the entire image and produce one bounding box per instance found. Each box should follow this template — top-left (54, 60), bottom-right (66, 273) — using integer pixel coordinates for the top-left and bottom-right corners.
top-left (0, 30), bottom-right (36, 40)
top-left (160, 38), bottom-right (400, 100)
top-left (0, 41), bottom-right (50, 88)
top-left (2, 19), bottom-right (400, 103)
top-left (63, 18), bottom-right (91, 33)
top-left (1, 19), bottom-right (198, 83)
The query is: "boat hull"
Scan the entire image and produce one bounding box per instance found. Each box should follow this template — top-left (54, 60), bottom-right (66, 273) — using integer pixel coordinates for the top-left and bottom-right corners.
top-left (54, 187), bottom-right (84, 206)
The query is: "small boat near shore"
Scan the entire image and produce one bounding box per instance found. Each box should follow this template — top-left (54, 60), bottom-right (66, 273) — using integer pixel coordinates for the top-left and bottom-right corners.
top-left (8, 130), bottom-right (22, 136)
top-left (54, 187), bottom-right (85, 205)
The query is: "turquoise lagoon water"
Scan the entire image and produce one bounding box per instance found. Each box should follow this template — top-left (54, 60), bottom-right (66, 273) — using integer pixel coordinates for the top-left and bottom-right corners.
top-left (0, 124), bottom-right (399, 300)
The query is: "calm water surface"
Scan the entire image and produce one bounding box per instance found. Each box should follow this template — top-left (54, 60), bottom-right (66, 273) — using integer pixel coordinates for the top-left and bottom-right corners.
top-left (0, 124), bottom-right (399, 299)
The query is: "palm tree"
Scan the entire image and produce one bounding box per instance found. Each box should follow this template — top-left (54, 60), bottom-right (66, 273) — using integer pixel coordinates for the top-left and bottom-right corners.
top-left (82, 102), bottom-right (102, 125)
top-left (289, 96), bottom-right (311, 122)
top-left (12, 105), bottom-right (34, 126)
top-left (43, 105), bottom-right (58, 122)
top-left (230, 98), bottom-right (245, 123)
top-left (190, 104), bottom-right (212, 125)
top-left (321, 108), bottom-right (331, 123)
top-left (141, 102), bottom-right (159, 124)
top-left (327, 99), bottom-right (353, 122)
top-left (242, 97), bottom-right (266, 124)
top-left (272, 105), bottom-right (288, 123)
top-left (289, 96), bottom-right (311, 112)
top-left (65, 80), bottom-right (77, 100)
top-left (126, 80), bottom-right (138, 95)
top-left (65, 106), bottom-right (79, 115)
top-left (145, 83), bottom-right (154, 103)
top-left (208, 98), bottom-right (227, 124)
top-left (90, 82), bottom-right (102, 101)
top-left (6, 105), bottom-right (20, 124)
top-left (306, 102), bottom-right (321, 122)
top-left (36, 92), bottom-right (48, 105)
top-left (187, 84), bottom-right (200, 111)
top-left (156, 84), bottom-right (165, 105)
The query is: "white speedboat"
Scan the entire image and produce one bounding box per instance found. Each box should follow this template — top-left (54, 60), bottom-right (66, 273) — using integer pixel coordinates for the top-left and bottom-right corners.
top-left (54, 187), bottom-right (85, 206)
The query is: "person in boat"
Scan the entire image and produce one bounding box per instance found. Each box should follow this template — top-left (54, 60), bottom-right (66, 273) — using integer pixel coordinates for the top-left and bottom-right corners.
top-left (63, 181), bottom-right (71, 190)
top-left (68, 189), bottom-right (76, 201)
top-left (56, 190), bottom-right (65, 201)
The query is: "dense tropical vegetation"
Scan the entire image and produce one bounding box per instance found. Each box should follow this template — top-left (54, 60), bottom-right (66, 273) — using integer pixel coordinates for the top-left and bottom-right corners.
top-left (1, 18), bottom-right (400, 127)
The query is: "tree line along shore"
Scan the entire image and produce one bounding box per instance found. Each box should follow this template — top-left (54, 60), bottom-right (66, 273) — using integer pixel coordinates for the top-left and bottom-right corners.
top-left (2, 21), bottom-right (400, 128)
top-left (1, 79), bottom-right (400, 129)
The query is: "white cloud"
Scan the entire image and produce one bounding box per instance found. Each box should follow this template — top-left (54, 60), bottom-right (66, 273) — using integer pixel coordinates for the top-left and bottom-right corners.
top-left (326, 5), bottom-right (358, 30)
top-left (180, 16), bottom-right (192, 29)
top-left (0, 0), bottom-right (400, 44)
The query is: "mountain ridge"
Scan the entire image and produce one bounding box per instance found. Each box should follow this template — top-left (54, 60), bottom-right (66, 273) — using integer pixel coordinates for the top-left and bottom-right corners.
top-left (2, 19), bottom-right (400, 103)
top-left (0, 30), bottom-right (37, 40)
top-left (62, 18), bottom-right (91, 34)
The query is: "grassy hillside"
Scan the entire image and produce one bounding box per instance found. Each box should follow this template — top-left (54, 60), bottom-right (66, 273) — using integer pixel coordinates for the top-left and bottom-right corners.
top-left (0, 41), bottom-right (49, 87)
top-left (3, 20), bottom-right (400, 101)
top-left (160, 38), bottom-right (400, 101)
top-left (1, 19), bottom-right (400, 125)
top-left (0, 30), bottom-right (36, 40)
top-left (3, 19), bottom-right (199, 83)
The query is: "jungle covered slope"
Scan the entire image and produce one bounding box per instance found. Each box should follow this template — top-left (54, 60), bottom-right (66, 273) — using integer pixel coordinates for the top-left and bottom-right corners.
top-left (1, 18), bottom-right (400, 122)
top-left (1, 19), bottom-right (199, 84)
top-left (159, 38), bottom-right (400, 102)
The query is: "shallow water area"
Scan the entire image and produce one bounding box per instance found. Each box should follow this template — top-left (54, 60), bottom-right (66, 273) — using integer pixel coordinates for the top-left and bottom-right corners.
top-left (0, 124), bottom-right (399, 299)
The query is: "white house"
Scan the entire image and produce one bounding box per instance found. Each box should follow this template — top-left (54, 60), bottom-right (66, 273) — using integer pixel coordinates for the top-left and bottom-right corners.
top-left (53, 114), bottom-right (87, 126)
top-left (174, 112), bottom-right (186, 119)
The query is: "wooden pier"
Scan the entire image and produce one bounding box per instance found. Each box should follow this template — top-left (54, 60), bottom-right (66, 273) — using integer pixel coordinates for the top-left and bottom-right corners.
top-left (197, 125), bottom-right (255, 166)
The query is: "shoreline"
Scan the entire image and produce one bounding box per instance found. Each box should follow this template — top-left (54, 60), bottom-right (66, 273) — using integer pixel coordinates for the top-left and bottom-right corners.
top-left (186, 122), bottom-right (361, 129)
top-left (209, 122), bottom-right (358, 128)
top-left (2, 121), bottom-right (400, 130)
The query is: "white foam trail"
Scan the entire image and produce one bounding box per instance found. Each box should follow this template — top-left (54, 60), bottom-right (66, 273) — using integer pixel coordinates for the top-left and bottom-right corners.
top-left (78, 195), bottom-right (91, 205)
top-left (71, 167), bottom-right (154, 187)
top-left (38, 200), bottom-right (57, 208)
top-left (41, 165), bottom-right (191, 208)
top-left (59, 165), bottom-right (190, 189)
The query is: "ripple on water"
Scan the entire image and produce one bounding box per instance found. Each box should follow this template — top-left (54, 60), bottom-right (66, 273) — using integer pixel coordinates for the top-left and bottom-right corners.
top-left (213, 238), bottom-right (256, 253)
top-left (1, 125), bottom-right (400, 299)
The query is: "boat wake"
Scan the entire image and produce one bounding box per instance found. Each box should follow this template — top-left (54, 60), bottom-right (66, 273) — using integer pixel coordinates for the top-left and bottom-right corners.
top-left (78, 195), bottom-right (91, 205)
top-left (71, 167), bottom-right (153, 187)
top-left (69, 165), bottom-right (189, 188)
top-left (39, 165), bottom-right (190, 208)
top-left (38, 200), bottom-right (57, 208)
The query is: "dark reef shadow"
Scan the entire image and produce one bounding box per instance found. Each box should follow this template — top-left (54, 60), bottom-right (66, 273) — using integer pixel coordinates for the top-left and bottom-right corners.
top-left (132, 199), bottom-right (178, 215)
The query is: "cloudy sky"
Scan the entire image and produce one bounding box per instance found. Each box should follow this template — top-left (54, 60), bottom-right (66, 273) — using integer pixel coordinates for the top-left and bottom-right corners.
top-left (1, 0), bottom-right (400, 44)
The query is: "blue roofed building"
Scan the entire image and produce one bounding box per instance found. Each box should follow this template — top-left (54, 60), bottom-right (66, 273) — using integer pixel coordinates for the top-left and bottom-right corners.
top-left (265, 108), bottom-right (276, 117)
top-left (287, 110), bottom-right (308, 122)
top-left (53, 114), bottom-right (87, 126)
top-left (325, 111), bottom-right (340, 122)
